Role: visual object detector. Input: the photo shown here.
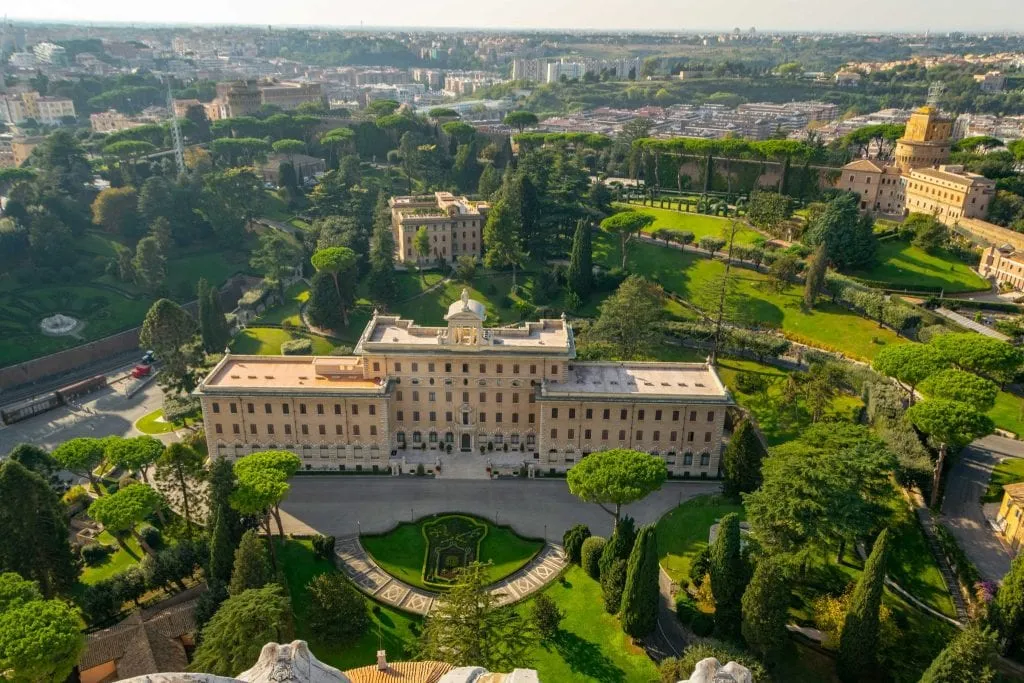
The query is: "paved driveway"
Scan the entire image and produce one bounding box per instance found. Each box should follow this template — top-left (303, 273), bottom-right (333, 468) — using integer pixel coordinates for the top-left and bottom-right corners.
top-left (941, 434), bottom-right (1024, 582)
top-left (280, 476), bottom-right (721, 540)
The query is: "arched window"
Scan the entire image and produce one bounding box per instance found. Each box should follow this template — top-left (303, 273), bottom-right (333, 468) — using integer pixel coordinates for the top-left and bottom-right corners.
top-left (396, 431), bottom-right (406, 444)
top-left (412, 431), bottom-right (422, 444)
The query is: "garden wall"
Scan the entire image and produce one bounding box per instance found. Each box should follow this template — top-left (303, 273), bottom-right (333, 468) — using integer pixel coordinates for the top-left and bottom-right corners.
top-left (0, 277), bottom-right (252, 392)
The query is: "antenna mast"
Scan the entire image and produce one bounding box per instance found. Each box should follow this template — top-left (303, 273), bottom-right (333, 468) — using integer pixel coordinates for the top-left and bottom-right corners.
top-left (926, 81), bottom-right (946, 108)
top-left (167, 83), bottom-right (186, 176)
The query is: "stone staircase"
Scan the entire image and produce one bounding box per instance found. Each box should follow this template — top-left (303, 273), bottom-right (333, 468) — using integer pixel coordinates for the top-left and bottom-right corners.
top-left (916, 508), bottom-right (970, 621)
top-left (436, 454), bottom-right (491, 480)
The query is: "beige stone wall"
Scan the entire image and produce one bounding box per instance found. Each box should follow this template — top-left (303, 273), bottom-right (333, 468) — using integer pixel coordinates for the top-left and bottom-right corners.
top-left (978, 247), bottom-right (1024, 290)
top-left (837, 169), bottom-right (881, 209)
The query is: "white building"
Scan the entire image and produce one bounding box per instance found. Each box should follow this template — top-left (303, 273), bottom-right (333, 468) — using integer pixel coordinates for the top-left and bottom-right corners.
top-left (32, 41), bottom-right (66, 65)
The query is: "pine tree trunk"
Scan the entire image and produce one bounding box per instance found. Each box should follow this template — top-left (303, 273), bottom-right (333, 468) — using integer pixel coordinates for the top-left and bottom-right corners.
top-left (133, 529), bottom-right (157, 558)
top-left (272, 505), bottom-right (286, 539)
top-left (263, 516), bottom-right (278, 573)
top-left (177, 467), bottom-right (192, 536)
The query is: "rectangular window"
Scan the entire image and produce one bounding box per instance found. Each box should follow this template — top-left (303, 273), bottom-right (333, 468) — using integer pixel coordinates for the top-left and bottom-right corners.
top-left (445, 362), bottom-right (452, 373)
top-left (701, 453), bottom-right (710, 466)
top-left (299, 404), bottom-right (307, 415)
top-left (463, 363), bottom-right (469, 373)
top-left (707, 411), bottom-right (715, 422)
top-left (336, 425), bottom-right (343, 435)
top-left (373, 362), bottom-right (380, 372)
top-left (480, 412), bottom-right (487, 422)
top-left (282, 403), bottom-right (290, 415)
top-left (333, 404), bottom-right (341, 415)
top-left (427, 392), bottom-right (435, 403)
top-left (618, 430), bottom-right (626, 440)
top-left (446, 392), bottom-right (452, 402)
top-left (479, 392), bottom-right (486, 403)
top-left (638, 409), bottom-right (645, 421)
top-left (670, 430), bottom-right (677, 441)
top-left (601, 429), bottom-right (608, 439)
top-left (584, 429), bottom-right (591, 439)
top-left (551, 408), bottom-right (558, 418)
top-left (528, 394), bottom-right (535, 404)
top-left (316, 404), bottom-right (324, 415)
top-left (413, 391), bottom-right (420, 402)
top-left (512, 413), bottom-right (519, 423)
top-left (705, 432), bottom-right (712, 443)
top-left (247, 403), bottom-right (254, 414)
top-left (550, 428), bottom-right (557, 438)
top-left (213, 402), bottom-right (220, 414)
top-left (233, 424), bottom-right (240, 434)
top-left (569, 408), bottom-right (576, 419)
top-left (396, 390), bottom-right (403, 401)
top-left (603, 409), bottom-right (610, 420)
top-left (250, 424), bottom-right (257, 434)
top-left (268, 424), bottom-right (275, 435)
top-left (496, 392), bottom-right (503, 403)
top-left (654, 430), bottom-right (660, 441)
top-left (413, 411), bottom-right (420, 421)
top-left (318, 425), bottom-right (326, 435)
top-left (397, 410), bottom-right (405, 421)
top-left (301, 425), bottom-right (309, 435)
top-left (479, 363), bottom-right (486, 373)
top-left (215, 424), bottom-right (223, 434)
top-left (684, 453), bottom-right (693, 465)
top-left (353, 425), bottom-right (360, 436)
top-left (636, 430), bottom-right (643, 440)
top-left (655, 410), bottom-right (662, 420)
top-left (352, 405), bottom-right (359, 416)
top-left (568, 428), bottom-right (575, 439)
top-left (585, 408), bottom-right (592, 419)
top-left (284, 424), bottom-right (292, 435)
top-left (512, 393), bottom-right (519, 404)
top-left (530, 364), bottom-right (537, 375)
top-left (411, 362), bottom-right (419, 372)
top-left (620, 409), bottom-right (627, 420)
top-left (672, 410), bottom-right (679, 421)
top-left (688, 432), bottom-right (695, 442)
top-left (690, 410), bottom-right (697, 421)
top-left (528, 413), bottom-right (535, 424)
top-left (551, 364), bottom-right (559, 375)
top-left (513, 364), bottom-right (519, 374)
top-left (394, 362), bottom-right (402, 372)
top-left (430, 411), bottom-right (437, 421)
top-left (428, 362), bottom-right (435, 373)
top-left (446, 411), bottom-right (453, 421)
top-left (496, 412), bottom-right (502, 423)
top-left (463, 391), bottom-right (469, 402)
top-left (369, 405), bottom-right (377, 415)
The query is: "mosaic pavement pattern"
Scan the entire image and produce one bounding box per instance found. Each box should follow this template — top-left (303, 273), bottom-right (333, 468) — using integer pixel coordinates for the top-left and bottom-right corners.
top-left (334, 536), bottom-right (567, 615)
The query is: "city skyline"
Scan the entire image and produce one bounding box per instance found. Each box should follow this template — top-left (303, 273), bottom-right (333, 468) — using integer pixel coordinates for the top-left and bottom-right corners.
top-left (4, 0), bottom-right (1024, 34)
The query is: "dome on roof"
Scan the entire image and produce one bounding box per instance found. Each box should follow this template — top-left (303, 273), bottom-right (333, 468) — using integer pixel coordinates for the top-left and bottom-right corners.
top-left (445, 288), bottom-right (486, 321)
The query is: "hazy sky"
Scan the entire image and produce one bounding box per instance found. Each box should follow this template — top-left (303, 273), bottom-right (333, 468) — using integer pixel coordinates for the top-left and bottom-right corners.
top-left (6, 0), bottom-right (1024, 33)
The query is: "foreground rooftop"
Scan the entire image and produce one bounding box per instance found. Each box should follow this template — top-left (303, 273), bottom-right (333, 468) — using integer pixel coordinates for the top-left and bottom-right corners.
top-left (198, 356), bottom-right (386, 394)
top-left (541, 362), bottom-right (730, 402)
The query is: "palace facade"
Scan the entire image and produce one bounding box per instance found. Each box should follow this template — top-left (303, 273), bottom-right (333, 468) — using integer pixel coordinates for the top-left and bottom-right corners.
top-left (389, 192), bottom-right (489, 266)
top-left (195, 291), bottom-right (733, 477)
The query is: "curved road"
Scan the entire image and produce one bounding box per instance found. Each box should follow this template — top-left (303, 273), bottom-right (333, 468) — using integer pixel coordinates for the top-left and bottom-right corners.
top-left (279, 476), bottom-right (720, 541)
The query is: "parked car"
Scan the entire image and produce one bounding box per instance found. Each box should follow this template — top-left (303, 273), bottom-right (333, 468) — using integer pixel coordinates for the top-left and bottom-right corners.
top-left (142, 350), bottom-right (154, 364)
top-left (131, 365), bottom-right (152, 379)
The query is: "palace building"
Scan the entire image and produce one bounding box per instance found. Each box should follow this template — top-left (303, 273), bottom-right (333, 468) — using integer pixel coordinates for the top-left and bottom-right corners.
top-left (195, 291), bottom-right (733, 478)
top-left (389, 192), bottom-right (489, 266)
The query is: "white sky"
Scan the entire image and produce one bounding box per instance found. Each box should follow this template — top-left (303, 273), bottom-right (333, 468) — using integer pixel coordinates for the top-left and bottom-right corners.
top-left (5, 0), bottom-right (1024, 33)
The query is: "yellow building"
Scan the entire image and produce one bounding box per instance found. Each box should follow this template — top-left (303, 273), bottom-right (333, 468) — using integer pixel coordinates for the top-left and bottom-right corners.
top-left (894, 105), bottom-right (954, 172)
top-left (835, 159), bottom-right (905, 214)
top-left (195, 291), bottom-right (733, 477)
top-left (996, 482), bottom-right (1024, 554)
top-left (904, 164), bottom-right (996, 224)
top-left (390, 192), bottom-right (489, 266)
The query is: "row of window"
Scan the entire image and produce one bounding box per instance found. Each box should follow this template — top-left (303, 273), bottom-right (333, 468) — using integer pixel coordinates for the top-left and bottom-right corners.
top-left (394, 390), bottom-right (537, 404)
top-left (549, 428), bottom-right (713, 443)
top-left (211, 401), bottom-right (375, 417)
top-left (214, 423), bottom-right (378, 437)
top-left (374, 360), bottom-right (552, 376)
top-left (549, 407), bottom-right (714, 422)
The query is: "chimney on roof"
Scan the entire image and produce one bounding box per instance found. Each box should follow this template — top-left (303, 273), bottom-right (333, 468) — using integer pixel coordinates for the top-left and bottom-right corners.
top-left (376, 650), bottom-right (387, 671)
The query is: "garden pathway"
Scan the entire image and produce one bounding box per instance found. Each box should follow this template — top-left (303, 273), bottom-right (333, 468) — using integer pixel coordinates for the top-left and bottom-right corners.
top-left (333, 536), bottom-right (567, 615)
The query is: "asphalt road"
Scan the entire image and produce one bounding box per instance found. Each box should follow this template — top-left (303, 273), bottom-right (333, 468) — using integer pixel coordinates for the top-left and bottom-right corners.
top-left (279, 476), bottom-right (721, 540)
top-left (941, 434), bottom-right (1024, 582)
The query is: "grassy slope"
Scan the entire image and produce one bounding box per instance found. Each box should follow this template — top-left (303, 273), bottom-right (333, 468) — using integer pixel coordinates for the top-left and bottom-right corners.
top-left (989, 391), bottom-right (1024, 438)
top-left (360, 517), bottom-right (542, 591)
top-left (849, 240), bottom-right (989, 293)
top-left (594, 231), bottom-right (907, 360)
top-left (230, 328), bottom-right (338, 356)
top-left (79, 530), bottom-right (145, 585)
top-left (257, 281), bottom-right (310, 327)
top-left (655, 495), bottom-right (745, 584)
top-left (983, 456), bottom-right (1024, 503)
top-left (618, 202), bottom-right (763, 246)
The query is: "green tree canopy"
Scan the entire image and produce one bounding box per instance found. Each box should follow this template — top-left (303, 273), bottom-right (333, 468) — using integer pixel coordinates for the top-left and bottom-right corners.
top-left (871, 343), bottom-right (949, 400)
top-left (905, 399), bottom-right (994, 450)
top-left (619, 525), bottom-right (660, 637)
top-left (804, 193), bottom-right (877, 271)
top-left (722, 419), bottom-right (766, 496)
top-left (590, 275), bottom-right (665, 360)
top-left (741, 555), bottom-right (791, 664)
top-left (929, 333), bottom-right (1024, 386)
top-left (139, 299), bottom-right (202, 394)
top-left (88, 484), bottom-right (165, 556)
top-left (189, 584), bottom-right (294, 676)
top-left (838, 528), bottom-right (890, 680)
top-left (503, 111), bottom-right (539, 133)
top-left (919, 624), bottom-right (996, 683)
top-left (710, 512), bottom-right (745, 640)
top-left (600, 210), bottom-right (655, 269)
top-left (567, 449), bottom-right (667, 523)
top-left (0, 573), bottom-right (83, 683)
top-left (918, 368), bottom-right (999, 411)
top-left (104, 436), bottom-right (164, 484)
top-left (52, 437), bottom-right (106, 490)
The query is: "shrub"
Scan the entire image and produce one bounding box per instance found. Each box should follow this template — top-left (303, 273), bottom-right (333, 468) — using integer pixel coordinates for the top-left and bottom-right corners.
top-left (532, 593), bottom-right (564, 640)
top-left (81, 543), bottom-right (113, 566)
top-left (112, 567), bottom-right (147, 605)
top-left (601, 558), bottom-right (628, 614)
top-left (281, 338), bottom-right (313, 355)
top-left (689, 546), bottom-right (712, 587)
top-left (139, 525), bottom-right (162, 550)
top-left (581, 536), bottom-right (607, 579)
top-left (82, 580), bottom-right (122, 624)
top-left (312, 534), bottom-right (336, 562)
top-left (734, 371), bottom-right (768, 395)
top-left (675, 593), bottom-right (714, 636)
top-left (63, 485), bottom-right (91, 507)
top-left (416, 463), bottom-right (426, 476)
top-left (562, 524), bottom-right (591, 564)
top-left (329, 345), bottom-right (354, 355)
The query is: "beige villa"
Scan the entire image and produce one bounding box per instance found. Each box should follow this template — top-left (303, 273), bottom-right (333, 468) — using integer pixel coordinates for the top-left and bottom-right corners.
top-left (196, 291), bottom-right (733, 477)
top-left (389, 192), bottom-right (489, 266)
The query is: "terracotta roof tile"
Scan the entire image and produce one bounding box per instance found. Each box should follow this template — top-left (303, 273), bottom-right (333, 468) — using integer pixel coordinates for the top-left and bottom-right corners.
top-left (344, 661), bottom-right (454, 683)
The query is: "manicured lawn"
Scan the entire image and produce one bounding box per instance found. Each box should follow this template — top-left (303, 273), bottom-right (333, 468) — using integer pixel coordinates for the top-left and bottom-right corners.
top-left (257, 281), bottom-right (310, 327)
top-left (595, 231), bottom-right (907, 360)
top-left (277, 539), bottom-right (421, 671)
top-left (983, 456), bottom-right (1024, 503)
top-left (135, 409), bottom-right (177, 435)
top-left (361, 514), bottom-right (543, 591)
top-left (165, 249), bottom-right (251, 297)
top-left (619, 203), bottom-right (763, 247)
top-left (80, 530), bottom-right (144, 585)
top-left (230, 327), bottom-right (338, 356)
top-left (989, 391), bottom-right (1024, 438)
top-left (655, 495), bottom-right (745, 584)
top-left (849, 240), bottom-right (989, 293)
top-left (516, 566), bottom-right (660, 683)
top-left (887, 502), bottom-right (956, 618)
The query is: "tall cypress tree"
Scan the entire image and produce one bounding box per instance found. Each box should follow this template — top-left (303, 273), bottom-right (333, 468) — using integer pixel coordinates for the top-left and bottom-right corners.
top-left (208, 285), bottom-right (231, 351)
top-left (838, 528), bottom-right (890, 681)
top-left (995, 551), bottom-right (1024, 653)
top-left (710, 513), bottom-right (744, 641)
top-left (229, 530), bottom-right (273, 596)
top-left (368, 191), bottom-right (399, 305)
top-left (722, 420), bottom-right (766, 496)
top-left (620, 525), bottom-right (659, 638)
top-left (567, 219), bottom-right (593, 296)
top-left (600, 515), bottom-right (636, 577)
top-left (197, 278), bottom-right (214, 352)
top-left (741, 555), bottom-right (791, 663)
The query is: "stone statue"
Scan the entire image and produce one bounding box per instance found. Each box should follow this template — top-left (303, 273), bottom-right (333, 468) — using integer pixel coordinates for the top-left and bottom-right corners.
top-left (680, 657), bottom-right (752, 683)
top-left (461, 287), bottom-right (470, 310)
top-left (237, 642), bottom-right (351, 683)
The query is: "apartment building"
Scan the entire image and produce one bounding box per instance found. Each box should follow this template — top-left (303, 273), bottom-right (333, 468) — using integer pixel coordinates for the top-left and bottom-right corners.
top-left (259, 82), bottom-right (323, 110)
top-left (978, 246), bottom-right (1024, 291)
top-left (0, 91), bottom-right (76, 125)
top-left (894, 105), bottom-right (954, 172)
top-left (390, 192), bottom-right (489, 266)
top-left (904, 165), bottom-right (996, 224)
top-left (836, 159), bottom-right (906, 215)
top-left (196, 292), bottom-right (732, 477)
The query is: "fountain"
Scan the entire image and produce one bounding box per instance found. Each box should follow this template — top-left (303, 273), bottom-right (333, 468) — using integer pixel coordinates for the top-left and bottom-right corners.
top-left (40, 313), bottom-right (82, 336)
